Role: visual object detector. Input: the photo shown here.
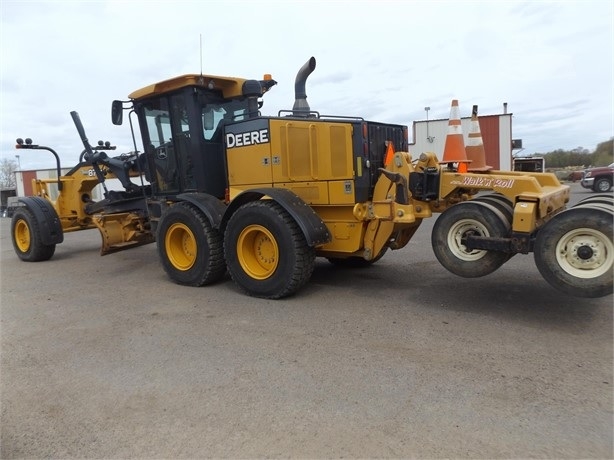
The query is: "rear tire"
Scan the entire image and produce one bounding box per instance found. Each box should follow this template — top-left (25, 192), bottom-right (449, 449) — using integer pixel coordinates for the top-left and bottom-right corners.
top-left (432, 201), bottom-right (511, 278)
top-left (534, 207), bottom-right (613, 298)
top-left (157, 202), bottom-right (226, 286)
top-left (224, 201), bottom-right (315, 299)
top-left (11, 207), bottom-right (56, 261)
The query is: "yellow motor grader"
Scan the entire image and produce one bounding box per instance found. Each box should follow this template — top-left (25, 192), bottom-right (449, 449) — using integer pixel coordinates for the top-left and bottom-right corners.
top-left (11, 57), bottom-right (613, 299)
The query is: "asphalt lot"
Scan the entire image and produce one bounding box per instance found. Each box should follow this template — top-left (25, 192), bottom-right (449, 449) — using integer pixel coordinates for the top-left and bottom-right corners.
top-left (1, 182), bottom-right (612, 459)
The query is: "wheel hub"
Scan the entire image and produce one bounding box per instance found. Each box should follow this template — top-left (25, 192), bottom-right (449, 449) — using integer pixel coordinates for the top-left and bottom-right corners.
top-left (557, 230), bottom-right (611, 276)
top-left (448, 219), bottom-right (488, 261)
top-left (15, 219), bottom-right (31, 252)
top-left (166, 223), bottom-right (197, 271)
top-left (237, 225), bottom-right (279, 280)
top-left (576, 245), bottom-right (594, 260)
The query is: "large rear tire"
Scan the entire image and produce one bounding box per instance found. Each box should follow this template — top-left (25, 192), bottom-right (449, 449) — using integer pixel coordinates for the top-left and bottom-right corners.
top-left (431, 201), bottom-right (511, 278)
top-left (157, 202), bottom-right (226, 286)
top-left (534, 207), bottom-right (613, 298)
top-left (11, 207), bottom-right (56, 261)
top-left (224, 200), bottom-right (315, 299)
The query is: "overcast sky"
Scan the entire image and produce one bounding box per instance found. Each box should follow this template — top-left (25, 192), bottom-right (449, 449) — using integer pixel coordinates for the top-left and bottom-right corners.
top-left (1, 0), bottom-right (612, 171)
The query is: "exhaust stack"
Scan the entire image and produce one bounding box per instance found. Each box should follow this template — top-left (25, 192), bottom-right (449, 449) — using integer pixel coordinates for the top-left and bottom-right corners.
top-left (292, 57), bottom-right (316, 116)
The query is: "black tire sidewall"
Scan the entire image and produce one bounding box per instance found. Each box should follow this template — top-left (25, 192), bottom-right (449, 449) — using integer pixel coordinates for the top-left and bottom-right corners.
top-left (156, 202), bottom-right (224, 286)
top-left (224, 201), bottom-right (308, 298)
top-left (11, 207), bottom-right (56, 261)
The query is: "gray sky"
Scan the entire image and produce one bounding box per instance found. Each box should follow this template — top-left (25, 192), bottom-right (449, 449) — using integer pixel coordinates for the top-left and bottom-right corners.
top-left (1, 0), bottom-right (612, 171)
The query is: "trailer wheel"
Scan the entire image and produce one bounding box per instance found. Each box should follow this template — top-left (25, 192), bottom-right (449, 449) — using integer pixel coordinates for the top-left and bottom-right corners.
top-left (157, 202), bottom-right (226, 286)
top-left (11, 207), bottom-right (56, 261)
top-left (224, 200), bottom-right (315, 299)
top-left (432, 201), bottom-right (510, 278)
top-left (534, 207), bottom-right (613, 298)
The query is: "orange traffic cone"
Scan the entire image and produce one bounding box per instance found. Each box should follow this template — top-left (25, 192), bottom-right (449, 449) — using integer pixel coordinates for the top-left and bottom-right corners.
top-left (383, 141), bottom-right (394, 166)
top-left (441, 99), bottom-right (470, 170)
top-left (466, 105), bottom-right (492, 172)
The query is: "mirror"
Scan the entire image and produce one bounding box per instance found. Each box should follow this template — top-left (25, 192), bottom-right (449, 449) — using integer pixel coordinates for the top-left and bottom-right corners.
top-left (111, 100), bottom-right (123, 125)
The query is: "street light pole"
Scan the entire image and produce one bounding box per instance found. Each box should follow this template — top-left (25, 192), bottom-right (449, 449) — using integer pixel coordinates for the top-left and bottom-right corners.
top-left (424, 107), bottom-right (434, 143)
top-left (15, 154), bottom-right (21, 170)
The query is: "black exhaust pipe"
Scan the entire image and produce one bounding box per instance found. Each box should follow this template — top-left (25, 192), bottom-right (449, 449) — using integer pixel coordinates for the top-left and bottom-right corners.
top-left (292, 57), bottom-right (316, 116)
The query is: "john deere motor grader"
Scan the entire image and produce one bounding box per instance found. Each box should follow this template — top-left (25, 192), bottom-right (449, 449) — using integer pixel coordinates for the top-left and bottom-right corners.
top-left (11, 57), bottom-right (613, 299)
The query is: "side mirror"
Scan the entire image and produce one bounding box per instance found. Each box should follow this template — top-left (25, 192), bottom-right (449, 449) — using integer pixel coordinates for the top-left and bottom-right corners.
top-left (111, 100), bottom-right (123, 125)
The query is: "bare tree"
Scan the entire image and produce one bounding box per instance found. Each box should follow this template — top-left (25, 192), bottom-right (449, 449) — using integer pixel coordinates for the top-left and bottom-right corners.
top-left (0, 158), bottom-right (17, 189)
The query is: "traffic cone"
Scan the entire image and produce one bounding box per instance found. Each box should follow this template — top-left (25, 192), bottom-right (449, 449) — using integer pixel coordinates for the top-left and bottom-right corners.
top-left (384, 141), bottom-right (394, 166)
top-left (466, 105), bottom-right (492, 172)
top-left (441, 99), bottom-right (470, 170)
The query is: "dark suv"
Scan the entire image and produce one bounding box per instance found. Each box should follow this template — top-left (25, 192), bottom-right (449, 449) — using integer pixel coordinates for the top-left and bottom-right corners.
top-left (581, 163), bottom-right (614, 192)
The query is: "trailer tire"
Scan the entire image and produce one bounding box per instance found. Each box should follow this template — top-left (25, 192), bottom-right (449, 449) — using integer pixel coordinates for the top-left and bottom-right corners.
top-left (432, 201), bottom-right (510, 278)
top-left (473, 194), bottom-right (514, 224)
top-left (534, 207), bottom-right (613, 298)
top-left (157, 202), bottom-right (226, 286)
top-left (575, 194), bottom-right (614, 208)
top-left (11, 207), bottom-right (56, 261)
top-left (224, 200), bottom-right (315, 299)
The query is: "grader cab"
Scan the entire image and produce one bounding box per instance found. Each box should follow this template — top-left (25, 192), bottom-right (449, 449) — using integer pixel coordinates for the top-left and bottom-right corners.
top-left (11, 57), bottom-right (613, 299)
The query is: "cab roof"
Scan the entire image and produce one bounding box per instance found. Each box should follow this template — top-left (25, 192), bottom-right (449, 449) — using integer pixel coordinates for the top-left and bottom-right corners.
top-left (128, 74), bottom-right (248, 101)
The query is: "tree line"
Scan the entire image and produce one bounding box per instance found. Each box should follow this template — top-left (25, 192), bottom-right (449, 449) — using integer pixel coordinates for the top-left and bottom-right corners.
top-left (534, 138), bottom-right (614, 169)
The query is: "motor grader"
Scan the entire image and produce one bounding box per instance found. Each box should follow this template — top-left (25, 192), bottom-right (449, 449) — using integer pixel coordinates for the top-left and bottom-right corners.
top-left (11, 57), bottom-right (613, 299)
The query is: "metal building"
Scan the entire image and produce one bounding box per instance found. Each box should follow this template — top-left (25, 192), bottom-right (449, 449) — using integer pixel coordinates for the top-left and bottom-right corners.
top-left (409, 104), bottom-right (514, 170)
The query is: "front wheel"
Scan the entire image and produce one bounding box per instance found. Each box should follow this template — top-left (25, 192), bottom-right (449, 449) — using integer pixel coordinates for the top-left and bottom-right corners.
top-left (156, 202), bottom-right (226, 286)
top-left (593, 177), bottom-right (612, 193)
top-left (534, 207), bottom-right (613, 298)
top-left (431, 201), bottom-right (511, 278)
top-left (224, 200), bottom-right (315, 299)
top-left (11, 207), bottom-right (56, 261)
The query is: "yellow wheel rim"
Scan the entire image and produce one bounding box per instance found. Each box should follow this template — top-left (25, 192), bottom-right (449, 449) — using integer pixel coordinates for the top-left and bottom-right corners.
top-left (14, 219), bottom-right (31, 253)
top-left (237, 225), bottom-right (278, 280)
top-left (165, 223), bottom-right (197, 271)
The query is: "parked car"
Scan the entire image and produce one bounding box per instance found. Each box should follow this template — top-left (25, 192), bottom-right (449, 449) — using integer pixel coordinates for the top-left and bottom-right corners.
top-left (581, 163), bottom-right (614, 192)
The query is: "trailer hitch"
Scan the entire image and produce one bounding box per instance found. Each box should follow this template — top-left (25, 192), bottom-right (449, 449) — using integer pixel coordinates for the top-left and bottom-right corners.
top-left (378, 168), bottom-right (409, 205)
